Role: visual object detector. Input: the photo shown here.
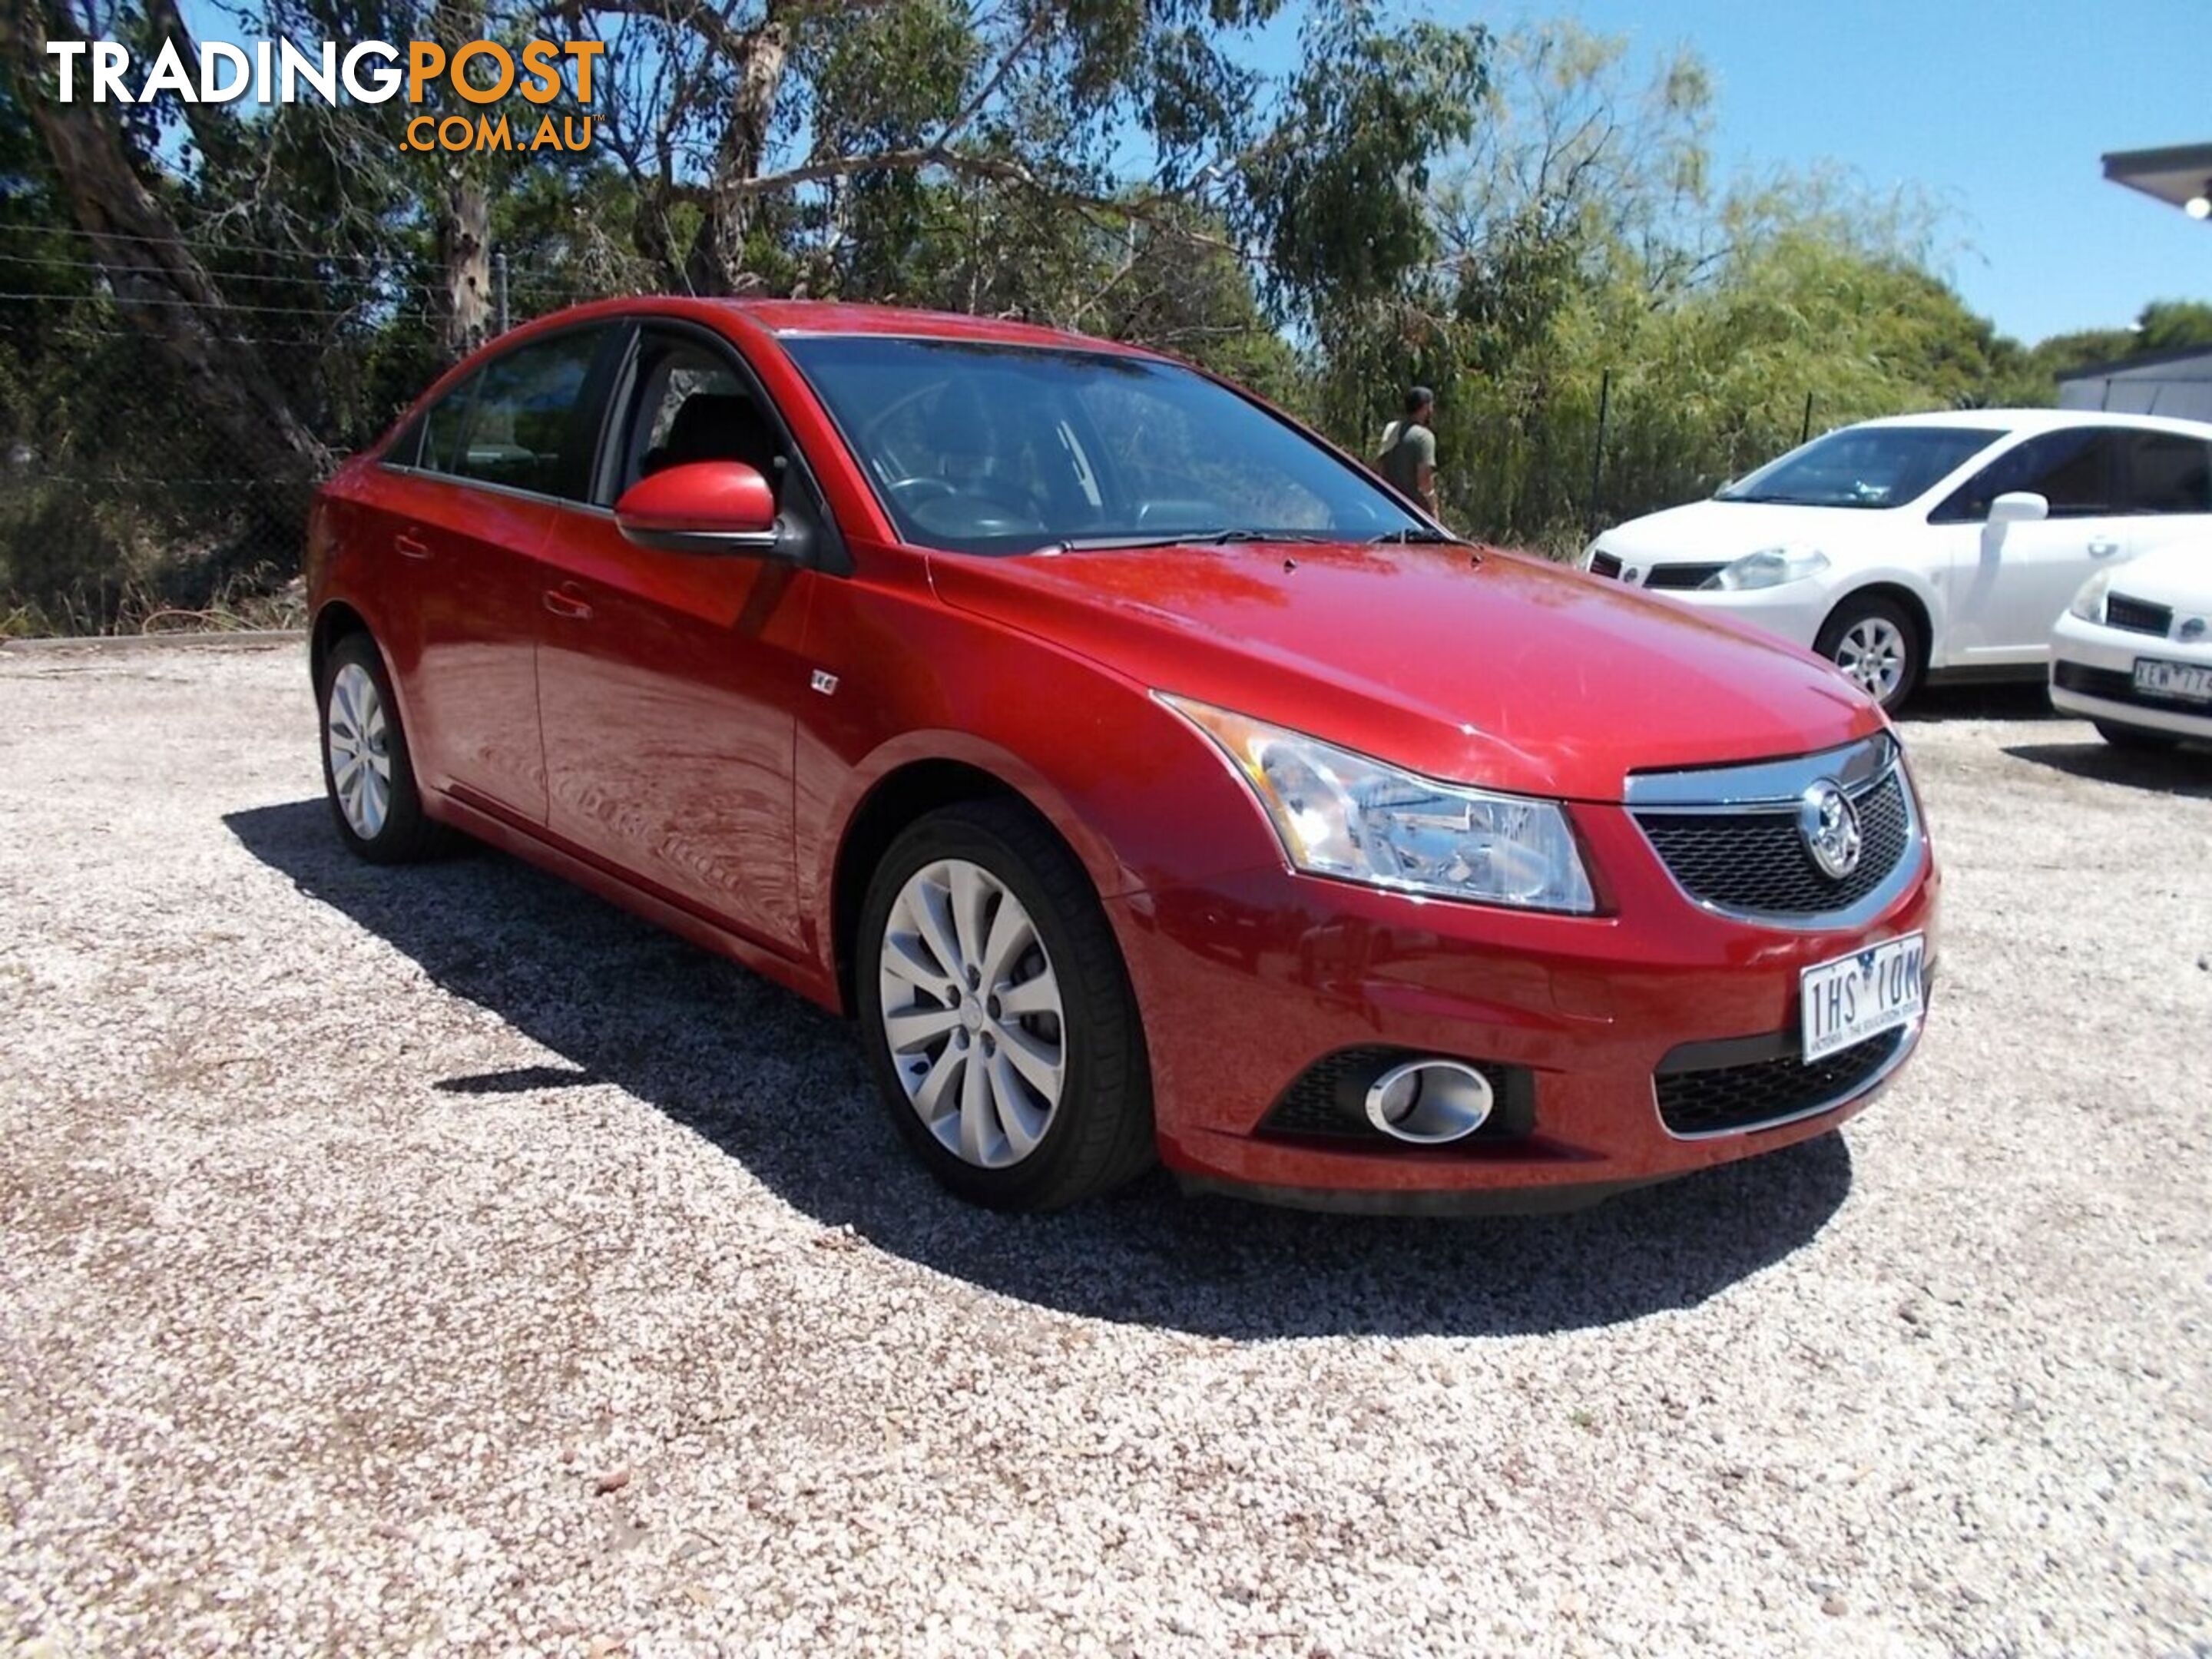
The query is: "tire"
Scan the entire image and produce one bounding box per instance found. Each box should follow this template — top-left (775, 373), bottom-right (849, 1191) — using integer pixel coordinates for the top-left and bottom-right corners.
top-left (2094, 720), bottom-right (2181, 753)
top-left (317, 631), bottom-right (453, 864)
top-left (1816, 594), bottom-right (1923, 713)
top-left (856, 799), bottom-right (1155, 1210)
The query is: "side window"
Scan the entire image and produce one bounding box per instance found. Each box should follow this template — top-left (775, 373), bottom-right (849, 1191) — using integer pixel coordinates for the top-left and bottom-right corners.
top-left (2121, 432), bottom-right (2212, 515)
top-left (1932, 429), bottom-right (2120, 522)
top-left (612, 334), bottom-right (786, 502)
top-left (417, 374), bottom-right (478, 474)
top-left (450, 328), bottom-right (606, 498)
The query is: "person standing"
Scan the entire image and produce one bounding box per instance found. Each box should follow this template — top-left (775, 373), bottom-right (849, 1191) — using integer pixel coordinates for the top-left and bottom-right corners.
top-left (1376, 386), bottom-right (1438, 514)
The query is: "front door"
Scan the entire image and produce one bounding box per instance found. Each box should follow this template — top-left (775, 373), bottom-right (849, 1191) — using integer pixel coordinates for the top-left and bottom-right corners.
top-left (1935, 426), bottom-right (2131, 663)
top-left (533, 323), bottom-right (820, 953)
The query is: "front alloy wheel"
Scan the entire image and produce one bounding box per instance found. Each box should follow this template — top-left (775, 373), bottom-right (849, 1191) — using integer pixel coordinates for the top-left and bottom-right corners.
top-left (856, 800), bottom-right (1153, 1210)
top-left (879, 858), bottom-right (1066, 1168)
top-left (1816, 596), bottom-right (1922, 712)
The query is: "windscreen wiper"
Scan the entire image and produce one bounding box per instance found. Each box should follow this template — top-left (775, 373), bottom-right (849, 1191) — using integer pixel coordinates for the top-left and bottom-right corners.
top-left (1033, 528), bottom-right (1336, 554)
top-left (1369, 526), bottom-right (1469, 545)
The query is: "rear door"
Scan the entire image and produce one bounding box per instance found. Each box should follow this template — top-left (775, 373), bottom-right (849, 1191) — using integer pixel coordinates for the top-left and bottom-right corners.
top-left (2116, 426), bottom-right (2212, 555)
top-left (531, 320), bottom-right (824, 953)
top-left (1933, 426), bottom-right (2133, 661)
top-left (366, 324), bottom-right (613, 823)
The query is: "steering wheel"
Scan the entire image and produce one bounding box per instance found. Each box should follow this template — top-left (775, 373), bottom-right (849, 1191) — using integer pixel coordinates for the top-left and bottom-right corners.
top-left (884, 476), bottom-right (960, 503)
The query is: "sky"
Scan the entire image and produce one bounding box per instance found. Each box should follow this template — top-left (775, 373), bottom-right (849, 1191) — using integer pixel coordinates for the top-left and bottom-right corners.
top-left (1247, 0), bottom-right (2209, 345)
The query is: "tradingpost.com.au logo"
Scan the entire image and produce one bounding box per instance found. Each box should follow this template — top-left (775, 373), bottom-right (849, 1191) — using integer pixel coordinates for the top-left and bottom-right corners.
top-left (44, 36), bottom-right (601, 153)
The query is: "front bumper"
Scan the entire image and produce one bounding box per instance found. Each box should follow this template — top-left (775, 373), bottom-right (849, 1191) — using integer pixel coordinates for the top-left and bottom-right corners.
top-left (1105, 790), bottom-right (1939, 1213)
top-left (1594, 566), bottom-right (1834, 652)
top-left (2049, 611), bottom-right (2212, 740)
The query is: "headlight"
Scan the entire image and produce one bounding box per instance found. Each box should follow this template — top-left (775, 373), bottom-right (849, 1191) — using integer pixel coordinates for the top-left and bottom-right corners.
top-left (1158, 695), bottom-right (1597, 913)
top-left (1700, 546), bottom-right (1830, 591)
top-left (2068, 568), bottom-right (2111, 624)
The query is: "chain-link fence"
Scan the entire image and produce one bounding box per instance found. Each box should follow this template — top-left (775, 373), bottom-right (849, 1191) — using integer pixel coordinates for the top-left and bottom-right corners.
top-left (0, 227), bottom-right (606, 635)
top-left (2, 226), bottom-right (1834, 634)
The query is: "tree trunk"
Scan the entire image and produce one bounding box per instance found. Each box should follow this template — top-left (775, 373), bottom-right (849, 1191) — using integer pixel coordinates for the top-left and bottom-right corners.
top-left (439, 178), bottom-right (492, 356)
top-left (683, 19), bottom-right (789, 296)
top-left (432, 4), bottom-right (494, 354)
top-left (0, 0), bottom-right (333, 496)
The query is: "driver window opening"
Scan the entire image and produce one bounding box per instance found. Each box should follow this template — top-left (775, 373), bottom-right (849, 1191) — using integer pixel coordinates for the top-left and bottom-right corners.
top-left (619, 340), bottom-right (787, 505)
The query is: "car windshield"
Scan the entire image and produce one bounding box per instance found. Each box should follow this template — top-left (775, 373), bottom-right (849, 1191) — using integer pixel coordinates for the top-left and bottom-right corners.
top-left (1716, 426), bottom-right (2000, 510)
top-left (781, 336), bottom-right (1427, 555)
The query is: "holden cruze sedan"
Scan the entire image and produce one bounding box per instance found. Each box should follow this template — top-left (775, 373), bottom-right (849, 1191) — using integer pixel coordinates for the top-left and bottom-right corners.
top-left (306, 297), bottom-right (1939, 1213)
top-left (1581, 410), bottom-right (2212, 712)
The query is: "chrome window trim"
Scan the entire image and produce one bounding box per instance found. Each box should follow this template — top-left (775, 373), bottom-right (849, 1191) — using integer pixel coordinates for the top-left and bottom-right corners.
top-left (1654, 1016), bottom-right (1924, 1142)
top-left (1625, 734), bottom-right (1929, 931)
top-left (1624, 733), bottom-right (1896, 808)
top-left (372, 462), bottom-right (614, 517)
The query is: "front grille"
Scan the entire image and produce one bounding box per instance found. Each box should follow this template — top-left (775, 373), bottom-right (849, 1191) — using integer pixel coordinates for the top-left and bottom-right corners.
top-left (1655, 1025), bottom-right (1906, 1137)
top-left (1262, 1046), bottom-right (1532, 1142)
top-left (2055, 660), bottom-right (2208, 716)
top-left (1635, 770), bottom-right (1911, 919)
top-left (1643, 561), bottom-right (1727, 591)
top-left (2104, 593), bottom-right (2174, 637)
top-left (1588, 551), bottom-right (1624, 579)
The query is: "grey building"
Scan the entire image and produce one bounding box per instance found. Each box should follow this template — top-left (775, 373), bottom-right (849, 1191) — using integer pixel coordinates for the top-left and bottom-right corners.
top-left (2058, 344), bottom-right (2212, 422)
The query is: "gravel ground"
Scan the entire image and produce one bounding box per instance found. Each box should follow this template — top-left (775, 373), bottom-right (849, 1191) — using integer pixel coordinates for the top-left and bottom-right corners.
top-left (2, 641), bottom-right (2207, 1657)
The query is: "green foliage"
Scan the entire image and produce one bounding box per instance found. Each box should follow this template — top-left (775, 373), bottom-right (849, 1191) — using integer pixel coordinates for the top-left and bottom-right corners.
top-left (1303, 21), bottom-right (2167, 554)
top-left (5, 2), bottom-right (2209, 630)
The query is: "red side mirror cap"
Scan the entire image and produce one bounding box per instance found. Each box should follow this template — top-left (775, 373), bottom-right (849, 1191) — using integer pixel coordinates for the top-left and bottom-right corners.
top-left (613, 460), bottom-right (780, 555)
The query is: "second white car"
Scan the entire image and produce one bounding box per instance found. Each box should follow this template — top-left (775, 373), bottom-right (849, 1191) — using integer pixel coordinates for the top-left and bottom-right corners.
top-left (2051, 541), bottom-right (2212, 750)
top-left (1582, 409), bottom-right (2212, 710)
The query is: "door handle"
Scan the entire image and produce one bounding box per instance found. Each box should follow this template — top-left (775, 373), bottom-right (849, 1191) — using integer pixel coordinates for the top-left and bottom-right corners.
top-left (2088, 538), bottom-right (2121, 558)
top-left (542, 584), bottom-right (595, 621)
top-left (394, 531), bottom-right (432, 560)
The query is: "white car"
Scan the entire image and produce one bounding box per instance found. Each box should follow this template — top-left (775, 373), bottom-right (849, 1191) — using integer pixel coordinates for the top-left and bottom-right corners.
top-left (1581, 409), bottom-right (2212, 710)
top-left (2051, 541), bottom-right (2212, 749)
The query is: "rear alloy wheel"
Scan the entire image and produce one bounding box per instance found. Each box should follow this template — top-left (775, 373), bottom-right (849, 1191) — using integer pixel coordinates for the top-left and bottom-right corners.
top-left (856, 800), bottom-right (1154, 1210)
top-left (1816, 595), bottom-right (1922, 713)
top-left (318, 631), bottom-right (452, 863)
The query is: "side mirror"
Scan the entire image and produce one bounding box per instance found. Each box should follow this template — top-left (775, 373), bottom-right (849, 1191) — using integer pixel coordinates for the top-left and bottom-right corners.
top-left (1987, 491), bottom-right (2048, 526)
top-left (614, 460), bottom-right (784, 557)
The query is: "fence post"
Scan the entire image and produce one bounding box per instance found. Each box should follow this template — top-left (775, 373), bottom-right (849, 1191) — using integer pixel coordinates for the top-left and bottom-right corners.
top-left (494, 250), bottom-right (510, 335)
top-left (1587, 368), bottom-right (1611, 537)
top-left (1800, 390), bottom-right (1813, 445)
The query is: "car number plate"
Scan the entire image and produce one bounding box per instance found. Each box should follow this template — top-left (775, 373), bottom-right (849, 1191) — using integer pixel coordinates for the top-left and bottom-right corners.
top-left (2133, 657), bottom-right (2212, 704)
top-left (1800, 932), bottom-right (1926, 1064)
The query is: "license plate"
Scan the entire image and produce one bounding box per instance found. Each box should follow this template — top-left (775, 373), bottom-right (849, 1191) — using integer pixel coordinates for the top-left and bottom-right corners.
top-left (1800, 933), bottom-right (1926, 1064)
top-left (2134, 657), bottom-right (2212, 704)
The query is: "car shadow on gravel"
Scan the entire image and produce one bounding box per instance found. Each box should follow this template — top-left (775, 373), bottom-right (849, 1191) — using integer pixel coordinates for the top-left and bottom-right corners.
top-left (2001, 740), bottom-right (2212, 797)
top-left (1895, 680), bottom-right (2059, 724)
top-left (229, 799), bottom-right (1854, 1339)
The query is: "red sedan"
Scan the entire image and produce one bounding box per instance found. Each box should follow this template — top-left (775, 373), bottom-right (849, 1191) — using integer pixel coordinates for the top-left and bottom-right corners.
top-left (306, 298), bottom-right (1938, 1213)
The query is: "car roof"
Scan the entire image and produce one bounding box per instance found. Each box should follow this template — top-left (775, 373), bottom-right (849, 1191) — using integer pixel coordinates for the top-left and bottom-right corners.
top-left (1848, 407), bottom-right (2212, 439)
top-left (495, 295), bottom-right (1157, 358)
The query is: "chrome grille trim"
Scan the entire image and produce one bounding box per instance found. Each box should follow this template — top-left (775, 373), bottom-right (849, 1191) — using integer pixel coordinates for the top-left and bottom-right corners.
top-left (1624, 733), bottom-right (1896, 809)
top-left (1625, 734), bottom-right (1929, 930)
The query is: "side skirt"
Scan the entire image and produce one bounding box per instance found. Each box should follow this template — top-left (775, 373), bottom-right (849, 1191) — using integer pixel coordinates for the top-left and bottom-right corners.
top-left (426, 790), bottom-right (844, 1015)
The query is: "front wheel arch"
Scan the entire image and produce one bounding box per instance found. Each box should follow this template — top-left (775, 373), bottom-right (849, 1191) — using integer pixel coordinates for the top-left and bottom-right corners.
top-left (830, 758), bottom-right (1065, 1016)
top-left (1816, 584), bottom-right (1932, 709)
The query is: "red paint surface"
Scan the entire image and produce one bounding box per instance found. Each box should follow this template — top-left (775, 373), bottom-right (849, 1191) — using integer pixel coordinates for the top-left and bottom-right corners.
top-left (314, 297), bottom-right (1939, 1202)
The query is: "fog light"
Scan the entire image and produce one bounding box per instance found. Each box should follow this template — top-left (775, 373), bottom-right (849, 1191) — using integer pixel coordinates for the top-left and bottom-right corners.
top-left (1363, 1060), bottom-right (1495, 1144)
